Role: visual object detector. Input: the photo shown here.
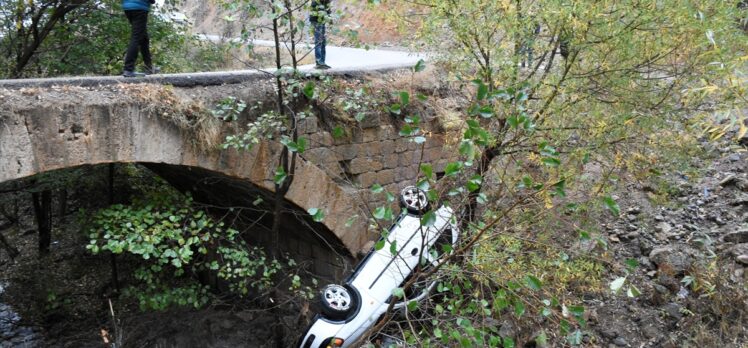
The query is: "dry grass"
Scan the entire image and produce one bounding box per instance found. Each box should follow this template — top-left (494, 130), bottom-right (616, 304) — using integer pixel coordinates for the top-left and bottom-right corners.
top-left (118, 84), bottom-right (222, 152)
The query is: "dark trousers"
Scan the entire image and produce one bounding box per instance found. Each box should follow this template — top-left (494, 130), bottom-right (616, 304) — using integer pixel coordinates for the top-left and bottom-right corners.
top-left (313, 22), bottom-right (326, 65)
top-left (124, 10), bottom-right (151, 72)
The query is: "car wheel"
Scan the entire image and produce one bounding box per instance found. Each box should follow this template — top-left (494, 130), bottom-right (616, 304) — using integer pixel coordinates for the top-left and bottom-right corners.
top-left (399, 186), bottom-right (430, 215)
top-left (320, 284), bottom-right (353, 320)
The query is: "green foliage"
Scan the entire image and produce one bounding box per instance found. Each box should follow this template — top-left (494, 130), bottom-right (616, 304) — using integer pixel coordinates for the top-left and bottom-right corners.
top-left (222, 110), bottom-right (288, 151)
top-left (86, 186), bottom-right (282, 310)
top-left (211, 97), bottom-right (247, 122)
top-left (0, 0), bottom-right (220, 78)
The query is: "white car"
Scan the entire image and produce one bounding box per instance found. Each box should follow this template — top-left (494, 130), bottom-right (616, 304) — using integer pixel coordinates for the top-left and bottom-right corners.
top-left (298, 186), bottom-right (459, 348)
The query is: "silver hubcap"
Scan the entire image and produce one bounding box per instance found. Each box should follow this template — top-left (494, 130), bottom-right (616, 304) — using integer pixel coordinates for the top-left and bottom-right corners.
top-left (401, 186), bottom-right (427, 210)
top-left (323, 285), bottom-right (351, 311)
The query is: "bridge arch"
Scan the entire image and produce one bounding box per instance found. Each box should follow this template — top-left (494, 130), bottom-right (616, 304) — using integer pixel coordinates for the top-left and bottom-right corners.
top-left (0, 86), bottom-right (369, 257)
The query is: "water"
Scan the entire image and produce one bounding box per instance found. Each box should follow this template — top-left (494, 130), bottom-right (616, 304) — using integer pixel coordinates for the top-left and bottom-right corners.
top-left (0, 283), bottom-right (41, 347)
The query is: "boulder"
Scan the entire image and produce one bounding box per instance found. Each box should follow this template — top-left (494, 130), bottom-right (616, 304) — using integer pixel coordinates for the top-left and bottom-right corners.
top-left (649, 246), bottom-right (695, 275)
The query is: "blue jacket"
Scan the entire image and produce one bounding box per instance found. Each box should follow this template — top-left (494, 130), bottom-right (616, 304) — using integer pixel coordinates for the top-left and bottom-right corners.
top-left (122, 0), bottom-right (151, 11)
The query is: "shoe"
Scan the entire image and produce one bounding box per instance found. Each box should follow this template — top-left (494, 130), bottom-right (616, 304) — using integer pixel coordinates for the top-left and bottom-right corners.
top-left (142, 65), bottom-right (161, 75)
top-left (315, 63), bottom-right (331, 70)
top-left (123, 70), bottom-right (145, 77)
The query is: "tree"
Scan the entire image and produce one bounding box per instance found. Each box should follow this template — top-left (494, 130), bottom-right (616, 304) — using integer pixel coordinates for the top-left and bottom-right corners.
top-left (1, 0), bottom-right (88, 77)
top-left (218, 0), bottom-right (322, 258)
top-left (0, 0), bottom-right (212, 78)
top-left (352, 0), bottom-right (747, 346)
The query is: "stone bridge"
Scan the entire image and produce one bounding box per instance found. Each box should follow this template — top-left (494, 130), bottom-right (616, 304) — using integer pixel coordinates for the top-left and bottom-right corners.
top-left (0, 69), bottom-right (453, 278)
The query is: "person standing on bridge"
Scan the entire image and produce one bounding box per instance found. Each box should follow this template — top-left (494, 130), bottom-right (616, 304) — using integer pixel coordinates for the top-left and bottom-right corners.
top-left (310, 0), bottom-right (332, 70)
top-left (122, 0), bottom-right (158, 77)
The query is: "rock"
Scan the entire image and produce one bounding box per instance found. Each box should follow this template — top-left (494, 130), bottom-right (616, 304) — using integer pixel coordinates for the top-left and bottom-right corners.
top-left (499, 321), bottom-right (516, 340)
top-left (641, 323), bottom-right (662, 339)
top-left (649, 246), bottom-right (695, 275)
top-left (719, 174), bottom-right (738, 187)
top-left (622, 232), bottom-right (639, 242)
top-left (663, 303), bottom-right (683, 320)
top-left (654, 215), bottom-right (665, 222)
top-left (737, 255), bottom-right (748, 265)
top-left (601, 328), bottom-right (617, 339)
top-left (655, 222), bottom-right (672, 234)
top-left (613, 336), bottom-right (628, 347)
top-left (657, 274), bottom-right (681, 292)
top-left (609, 235), bottom-right (621, 243)
top-left (639, 240), bottom-right (653, 255)
top-left (723, 230), bottom-right (748, 244)
top-left (626, 224), bottom-right (638, 232)
top-left (639, 257), bottom-right (654, 270)
top-left (627, 206), bottom-right (641, 215)
top-left (725, 244), bottom-right (748, 258)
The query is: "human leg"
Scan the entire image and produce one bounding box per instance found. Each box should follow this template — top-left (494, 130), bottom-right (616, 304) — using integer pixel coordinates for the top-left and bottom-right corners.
top-left (137, 12), bottom-right (152, 69)
top-left (314, 22), bottom-right (327, 65)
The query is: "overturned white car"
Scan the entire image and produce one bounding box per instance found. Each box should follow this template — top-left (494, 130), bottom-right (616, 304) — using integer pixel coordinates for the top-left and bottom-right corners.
top-left (298, 186), bottom-right (458, 348)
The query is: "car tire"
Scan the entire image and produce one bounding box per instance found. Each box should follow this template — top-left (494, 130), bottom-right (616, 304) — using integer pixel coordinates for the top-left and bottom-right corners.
top-left (319, 284), bottom-right (353, 320)
top-left (399, 186), bottom-right (430, 215)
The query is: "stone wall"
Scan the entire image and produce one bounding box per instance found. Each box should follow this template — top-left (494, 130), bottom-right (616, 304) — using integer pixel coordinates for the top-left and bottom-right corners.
top-left (300, 115), bottom-right (452, 212)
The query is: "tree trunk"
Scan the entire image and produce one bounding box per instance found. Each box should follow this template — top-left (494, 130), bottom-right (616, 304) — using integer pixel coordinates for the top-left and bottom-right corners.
top-left (108, 163), bottom-right (120, 292)
top-left (32, 190), bottom-right (52, 255)
top-left (58, 188), bottom-right (67, 223)
top-left (0, 222), bottom-right (20, 259)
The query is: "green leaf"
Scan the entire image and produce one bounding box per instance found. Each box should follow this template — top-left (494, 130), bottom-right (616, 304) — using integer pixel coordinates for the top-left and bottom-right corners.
top-left (524, 275), bottom-right (542, 290)
top-left (434, 327), bottom-right (443, 338)
top-left (603, 195), bottom-right (621, 216)
top-left (478, 105), bottom-right (493, 118)
top-left (332, 126), bottom-right (345, 139)
top-left (392, 287), bottom-right (405, 298)
top-left (502, 337), bottom-right (515, 348)
top-left (374, 239), bottom-right (385, 250)
top-left (296, 137), bottom-right (307, 153)
top-left (307, 208), bottom-right (325, 222)
top-left (568, 305), bottom-right (585, 317)
top-left (373, 207), bottom-right (386, 220)
top-left (303, 81), bottom-right (315, 99)
top-left (578, 230), bottom-right (591, 240)
top-left (476, 193), bottom-right (488, 205)
top-left (389, 103), bottom-right (402, 115)
top-left (421, 211), bottom-right (436, 227)
top-left (274, 167), bottom-right (287, 185)
top-left (444, 162), bottom-right (463, 176)
top-left (553, 179), bottom-right (566, 197)
top-left (370, 184), bottom-right (384, 194)
top-left (407, 300), bottom-right (418, 311)
top-left (477, 83), bottom-right (488, 101)
top-left (390, 240), bottom-right (398, 255)
top-left (624, 258), bottom-right (639, 271)
top-left (542, 157), bottom-right (561, 167)
top-left (467, 175), bottom-right (483, 192)
top-left (627, 285), bottom-right (641, 297)
top-left (610, 276), bottom-right (626, 294)
top-left (567, 330), bottom-right (583, 346)
top-left (513, 300), bottom-right (525, 317)
top-left (399, 91), bottom-right (410, 106)
top-left (420, 164), bottom-right (433, 179)
top-left (413, 59), bottom-right (426, 72)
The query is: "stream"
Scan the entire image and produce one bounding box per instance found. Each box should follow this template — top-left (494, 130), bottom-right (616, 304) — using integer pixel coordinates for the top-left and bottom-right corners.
top-left (0, 282), bottom-right (41, 347)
